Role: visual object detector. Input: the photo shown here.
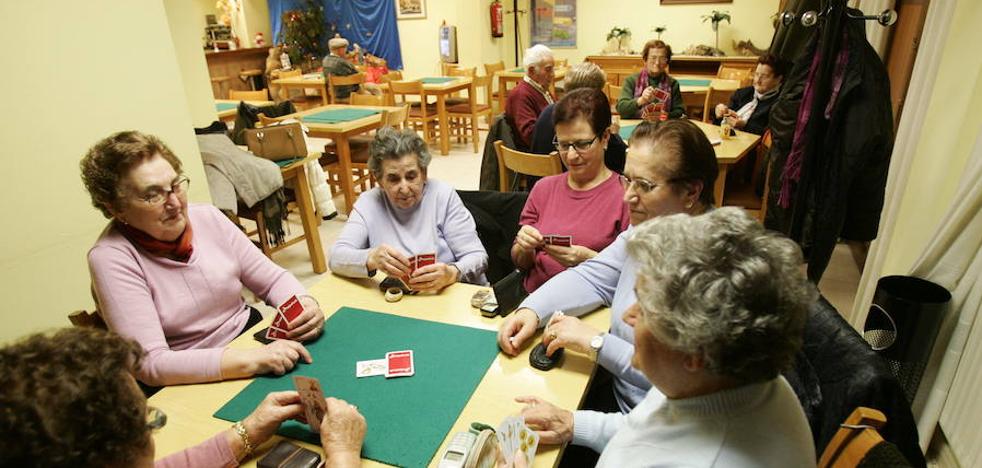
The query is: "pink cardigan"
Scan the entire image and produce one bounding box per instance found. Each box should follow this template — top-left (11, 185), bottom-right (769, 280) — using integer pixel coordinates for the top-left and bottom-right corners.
top-left (155, 433), bottom-right (237, 468)
top-left (88, 204), bottom-right (306, 386)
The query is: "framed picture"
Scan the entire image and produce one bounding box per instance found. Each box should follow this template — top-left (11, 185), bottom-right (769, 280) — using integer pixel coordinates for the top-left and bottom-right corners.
top-left (531, 0), bottom-right (577, 48)
top-left (396, 0), bottom-right (426, 19)
top-left (661, 0), bottom-right (731, 4)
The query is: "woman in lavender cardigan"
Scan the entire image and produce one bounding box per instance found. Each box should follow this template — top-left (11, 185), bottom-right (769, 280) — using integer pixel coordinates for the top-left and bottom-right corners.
top-left (329, 127), bottom-right (488, 291)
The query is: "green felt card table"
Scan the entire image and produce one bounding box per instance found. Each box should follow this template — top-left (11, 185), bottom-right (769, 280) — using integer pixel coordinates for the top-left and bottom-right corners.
top-left (149, 273), bottom-right (610, 467)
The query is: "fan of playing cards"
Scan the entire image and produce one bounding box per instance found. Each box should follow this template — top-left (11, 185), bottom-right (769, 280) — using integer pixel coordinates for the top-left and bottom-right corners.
top-left (399, 253), bottom-right (437, 290)
top-left (266, 295), bottom-right (306, 340)
top-left (542, 234), bottom-right (572, 247)
top-left (496, 416), bottom-right (539, 466)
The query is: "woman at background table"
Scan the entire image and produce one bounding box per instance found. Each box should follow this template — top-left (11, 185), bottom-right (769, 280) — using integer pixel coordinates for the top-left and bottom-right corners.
top-left (530, 62), bottom-right (628, 173)
top-left (513, 88), bottom-right (630, 293)
top-left (517, 208), bottom-right (817, 467)
top-left (616, 40), bottom-right (685, 120)
top-left (82, 131), bottom-right (323, 388)
top-left (499, 119), bottom-right (718, 417)
top-left (330, 127), bottom-right (488, 290)
top-left (713, 54), bottom-right (790, 135)
top-left (0, 327), bottom-right (366, 468)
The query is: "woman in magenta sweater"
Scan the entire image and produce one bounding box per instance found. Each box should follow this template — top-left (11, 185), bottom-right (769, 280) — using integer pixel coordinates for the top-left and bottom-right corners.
top-left (512, 88), bottom-right (630, 293)
top-left (81, 131), bottom-right (324, 387)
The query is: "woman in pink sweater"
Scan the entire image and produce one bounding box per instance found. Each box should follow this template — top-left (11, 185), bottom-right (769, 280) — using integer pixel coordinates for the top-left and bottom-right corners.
top-left (81, 131), bottom-right (324, 387)
top-left (512, 89), bottom-right (630, 293)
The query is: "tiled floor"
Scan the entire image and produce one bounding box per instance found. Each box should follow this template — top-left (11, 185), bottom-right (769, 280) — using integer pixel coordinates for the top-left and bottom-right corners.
top-left (258, 130), bottom-right (861, 318)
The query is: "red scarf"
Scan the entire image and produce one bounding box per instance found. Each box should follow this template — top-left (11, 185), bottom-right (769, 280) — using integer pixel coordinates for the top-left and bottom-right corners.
top-left (116, 220), bottom-right (194, 262)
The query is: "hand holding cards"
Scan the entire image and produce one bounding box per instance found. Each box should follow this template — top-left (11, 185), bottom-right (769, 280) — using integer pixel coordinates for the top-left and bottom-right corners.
top-left (265, 295), bottom-right (307, 341)
top-left (293, 376), bottom-right (328, 433)
top-left (542, 234), bottom-right (572, 247)
top-left (496, 416), bottom-right (539, 466)
top-left (400, 253), bottom-right (437, 290)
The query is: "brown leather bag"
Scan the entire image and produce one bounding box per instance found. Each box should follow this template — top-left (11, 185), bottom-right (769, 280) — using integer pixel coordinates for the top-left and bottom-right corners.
top-left (244, 122), bottom-right (308, 161)
top-left (257, 440), bottom-right (321, 468)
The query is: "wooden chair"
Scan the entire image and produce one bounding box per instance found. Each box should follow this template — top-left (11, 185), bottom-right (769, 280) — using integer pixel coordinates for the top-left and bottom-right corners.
top-left (722, 129), bottom-right (772, 222)
top-left (322, 109), bottom-right (410, 196)
top-left (702, 86), bottom-right (738, 123)
top-left (69, 309), bottom-right (107, 329)
top-left (447, 80), bottom-right (492, 152)
top-left (328, 72), bottom-right (366, 104)
top-left (350, 93), bottom-right (385, 106)
top-left (389, 80), bottom-right (439, 144)
top-left (275, 68), bottom-right (302, 100)
top-left (484, 61), bottom-right (506, 112)
top-left (229, 88), bottom-right (269, 101)
top-left (210, 76), bottom-right (232, 99)
top-left (718, 66), bottom-right (752, 87)
top-left (441, 62), bottom-right (459, 75)
top-left (606, 82), bottom-right (620, 114)
top-left (494, 140), bottom-right (563, 191)
top-left (818, 407), bottom-right (910, 468)
top-left (379, 70), bottom-right (404, 83)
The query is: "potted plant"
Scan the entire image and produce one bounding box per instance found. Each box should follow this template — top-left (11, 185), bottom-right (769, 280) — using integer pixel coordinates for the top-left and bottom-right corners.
top-left (701, 10), bottom-right (731, 55)
top-left (278, 0), bottom-right (329, 71)
top-left (606, 26), bottom-right (632, 54)
top-left (652, 26), bottom-right (667, 40)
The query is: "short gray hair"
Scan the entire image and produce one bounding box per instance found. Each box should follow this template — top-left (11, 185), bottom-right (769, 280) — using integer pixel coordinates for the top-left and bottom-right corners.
top-left (523, 44), bottom-right (554, 71)
top-left (564, 62), bottom-right (606, 92)
top-left (368, 126), bottom-right (432, 176)
top-left (627, 207), bottom-right (817, 383)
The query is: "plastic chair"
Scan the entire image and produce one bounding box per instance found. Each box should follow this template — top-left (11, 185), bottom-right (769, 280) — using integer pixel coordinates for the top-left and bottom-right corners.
top-left (493, 140), bottom-right (563, 191)
top-left (229, 88), bottom-right (269, 101)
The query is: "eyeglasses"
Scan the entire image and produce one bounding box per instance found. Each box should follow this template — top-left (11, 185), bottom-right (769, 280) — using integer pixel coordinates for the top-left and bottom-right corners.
top-left (647, 55), bottom-right (670, 64)
top-left (129, 176), bottom-right (190, 206)
top-left (146, 406), bottom-right (167, 431)
top-left (553, 135), bottom-right (599, 154)
top-left (619, 174), bottom-right (675, 194)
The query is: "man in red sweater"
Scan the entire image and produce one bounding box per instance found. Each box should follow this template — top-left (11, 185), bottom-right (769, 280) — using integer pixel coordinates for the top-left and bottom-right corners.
top-left (506, 44), bottom-right (556, 151)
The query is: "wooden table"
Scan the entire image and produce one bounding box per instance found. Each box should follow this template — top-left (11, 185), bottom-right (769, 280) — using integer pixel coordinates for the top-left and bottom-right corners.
top-left (277, 153), bottom-right (327, 274)
top-left (674, 75), bottom-right (742, 94)
top-left (215, 99), bottom-right (274, 122)
top-left (284, 104), bottom-right (406, 214)
top-left (494, 67), bottom-right (568, 114)
top-left (378, 77), bottom-right (475, 155)
top-left (150, 274), bottom-right (610, 467)
top-left (621, 119), bottom-right (760, 204)
top-left (272, 73), bottom-right (329, 105)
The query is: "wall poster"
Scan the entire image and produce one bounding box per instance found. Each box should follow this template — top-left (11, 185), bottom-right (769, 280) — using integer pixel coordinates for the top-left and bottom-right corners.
top-left (531, 0), bottom-right (576, 48)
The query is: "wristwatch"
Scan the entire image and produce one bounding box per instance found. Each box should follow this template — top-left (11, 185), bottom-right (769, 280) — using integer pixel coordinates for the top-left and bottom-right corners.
top-left (589, 333), bottom-right (606, 361)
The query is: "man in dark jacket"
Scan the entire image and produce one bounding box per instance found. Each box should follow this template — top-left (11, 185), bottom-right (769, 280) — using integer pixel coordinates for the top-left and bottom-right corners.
top-left (713, 54), bottom-right (791, 135)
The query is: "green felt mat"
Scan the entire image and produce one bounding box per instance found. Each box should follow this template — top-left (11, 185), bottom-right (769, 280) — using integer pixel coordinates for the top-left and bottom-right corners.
top-left (215, 102), bottom-right (237, 112)
top-left (421, 77), bottom-right (457, 84)
top-left (274, 157), bottom-right (304, 168)
top-left (302, 108), bottom-right (380, 123)
top-left (678, 78), bottom-right (712, 87)
top-left (619, 124), bottom-right (638, 141)
top-left (511, 68), bottom-right (525, 73)
top-left (214, 307), bottom-right (499, 468)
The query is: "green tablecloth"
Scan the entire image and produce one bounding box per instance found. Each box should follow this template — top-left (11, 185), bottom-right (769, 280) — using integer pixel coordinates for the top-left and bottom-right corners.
top-left (302, 108), bottom-right (380, 124)
top-left (619, 124), bottom-right (638, 141)
top-left (214, 307), bottom-right (499, 468)
top-left (678, 78), bottom-right (712, 87)
top-left (215, 102), bottom-right (237, 112)
top-left (511, 68), bottom-right (525, 73)
top-left (421, 77), bottom-right (457, 84)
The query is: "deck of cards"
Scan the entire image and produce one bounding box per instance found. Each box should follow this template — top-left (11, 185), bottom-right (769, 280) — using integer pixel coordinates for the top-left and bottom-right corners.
top-left (293, 375), bottom-right (327, 433)
top-left (542, 234), bottom-right (572, 247)
top-left (401, 253), bottom-right (437, 289)
top-left (356, 350), bottom-right (415, 379)
top-left (496, 416), bottom-right (539, 466)
top-left (265, 295), bottom-right (306, 340)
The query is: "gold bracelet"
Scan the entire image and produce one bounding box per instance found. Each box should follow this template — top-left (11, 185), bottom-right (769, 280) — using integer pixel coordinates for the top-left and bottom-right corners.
top-left (232, 421), bottom-right (254, 458)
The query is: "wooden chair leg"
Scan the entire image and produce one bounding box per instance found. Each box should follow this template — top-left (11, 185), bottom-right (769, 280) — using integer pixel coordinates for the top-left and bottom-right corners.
top-left (471, 114), bottom-right (479, 153)
top-left (254, 211), bottom-right (273, 258)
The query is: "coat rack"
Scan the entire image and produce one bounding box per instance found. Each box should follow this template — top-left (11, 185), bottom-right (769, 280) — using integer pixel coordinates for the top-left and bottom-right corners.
top-left (779, 6), bottom-right (897, 28)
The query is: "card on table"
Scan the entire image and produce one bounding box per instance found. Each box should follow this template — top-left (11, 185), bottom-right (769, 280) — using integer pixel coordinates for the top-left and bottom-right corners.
top-left (385, 350), bottom-right (415, 378)
top-left (356, 359), bottom-right (387, 378)
top-left (292, 375), bottom-right (327, 433)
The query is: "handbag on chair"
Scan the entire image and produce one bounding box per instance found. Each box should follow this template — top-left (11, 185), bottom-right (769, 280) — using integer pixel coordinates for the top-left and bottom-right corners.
top-left (244, 122), bottom-right (307, 161)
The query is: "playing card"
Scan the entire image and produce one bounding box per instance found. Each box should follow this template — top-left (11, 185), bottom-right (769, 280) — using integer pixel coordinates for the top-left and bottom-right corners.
top-left (271, 313), bottom-right (290, 331)
top-left (356, 359), bottom-right (387, 378)
top-left (549, 235), bottom-right (572, 247)
top-left (265, 326), bottom-right (289, 340)
top-left (518, 419), bottom-right (540, 465)
top-left (293, 375), bottom-right (328, 433)
top-left (278, 295), bottom-right (305, 323)
top-left (385, 350), bottom-right (415, 378)
top-left (414, 253), bottom-right (436, 269)
top-left (653, 87), bottom-right (670, 103)
top-left (495, 418), bottom-right (512, 461)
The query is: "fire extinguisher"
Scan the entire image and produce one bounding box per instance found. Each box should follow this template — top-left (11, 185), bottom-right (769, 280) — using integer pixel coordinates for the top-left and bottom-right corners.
top-left (490, 0), bottom-right (504, 38)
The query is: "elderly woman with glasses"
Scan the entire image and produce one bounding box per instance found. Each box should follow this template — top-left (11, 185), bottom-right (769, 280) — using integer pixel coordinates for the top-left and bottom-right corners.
top-left (516, 208), bottom-right (817, 467)
top-left (82, 131), bottom-right (323, 388)
top-left (500, 120), bottom-right (718, 429)
top-left (330, 127), bottom-right (488, 290)
top-left (616, 40), bottom-right (684, 120)
top-left (0, 327), bottom-right (366, 468)
top-left (512, 88), bottom-right (630, 294)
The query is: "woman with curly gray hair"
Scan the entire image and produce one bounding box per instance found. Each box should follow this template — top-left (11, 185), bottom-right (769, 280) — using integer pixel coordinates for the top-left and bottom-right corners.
top-left (517, 208), bottom-right (817, 467)
top-left (330, 127), bottom-right (488, 290)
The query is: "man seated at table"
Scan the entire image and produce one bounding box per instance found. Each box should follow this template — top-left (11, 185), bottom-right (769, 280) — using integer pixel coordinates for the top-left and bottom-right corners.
top-left (517, 208), bottom-right (817, 467)
top-left (712, 54), bottom-right (790, 135)
top-left (329, 127), bottom-right (489, 290)
top-left (0, 327), bottom-right (367, 468)
top-left (322, 34), bottom-right (381, 100)
top-left (506, 44), bottom-right (556, 152)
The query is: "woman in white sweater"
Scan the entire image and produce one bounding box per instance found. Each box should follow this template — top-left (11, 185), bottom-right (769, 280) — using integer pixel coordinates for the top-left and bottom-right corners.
top-left (517, 208), bottom-right (818, 467)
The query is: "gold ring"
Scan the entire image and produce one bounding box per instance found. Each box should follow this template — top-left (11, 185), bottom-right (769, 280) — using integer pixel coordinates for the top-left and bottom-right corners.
top-left (549, 331), bottom-right (558, 340)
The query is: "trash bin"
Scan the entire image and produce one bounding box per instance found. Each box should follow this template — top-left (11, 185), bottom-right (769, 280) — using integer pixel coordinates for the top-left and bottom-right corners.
top-left (864, 275), bottom-right (951, 404)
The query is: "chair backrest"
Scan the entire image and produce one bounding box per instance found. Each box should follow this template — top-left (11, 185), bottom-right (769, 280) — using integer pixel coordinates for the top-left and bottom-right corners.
top-left (278, 68), bottom-right (302, 79)
top-left (702, 86), bottom-right (738, 123)
top-left (441, 62), bottom-right (458, 75)
top-left (475, 75), bottom-right (493, 105)
top-left (718, 66), bottom-right (752, 86)
top-left (485, 61), bottom-right (505, 77)
top-left (448, 66), bottom-right (477, 78)
top-left (229, 88), bottom-right (269, 101)
top-left (386, 104), bottom-right (410, 128)
top-left (329, 72), bottom-right (366, 102)
top-left (389, 80), bottom-right (424, 99)
top-left (605, 82), bottom-right (619, 108)
top-left (380, 70), bottom-right (404, 83)
top-left (494, 140), bottom-right (563, 191)
top-left (68, 309), bottom-right (107, 329)
top-left (819, 407), bottom-right (893, 468)
top-left (350, 93), bottom-right (385, 106)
